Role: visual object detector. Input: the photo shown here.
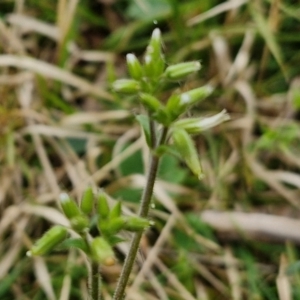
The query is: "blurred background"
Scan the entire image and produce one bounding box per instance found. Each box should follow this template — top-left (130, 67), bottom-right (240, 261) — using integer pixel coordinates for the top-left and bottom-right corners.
top-left (0, 0), bottom-right (300, 299)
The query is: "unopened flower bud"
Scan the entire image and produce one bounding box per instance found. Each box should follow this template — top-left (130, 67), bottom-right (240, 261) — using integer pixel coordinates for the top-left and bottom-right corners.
top-left (60, 193), bottom-right (81, 220)
top-left (180, 85), bottom-right (213, 106)
top-left (109, 201), bottom-right (122, 219)
top-left (144, 28), bottom-right (165, 79)
top-left (166, 85), bottom-right (214, 121)
top-left (126, 53), bottom-right (143, 80)
top-left (90, 237), bottom-right (116, 266)
top-left (98, 217), bottom-right (125, 236)
top-left (139, 93), bottom-right (162, 112)
top-left (80, 187), bottom-right (94, 215)
top-left (179, 85), bottom-right (213, 107)
top-left (97, 191), bottom-right (110, 219)
top-left (173, 110), bottom-right (230, 134)
top-left (164, 61), bottom-right (201, 80)
top-left (112, 79), bottom-right (140, 94)
top-left (172, 128), bottom-right (203, 180)
top-left (124, 216), bottom-right (152, 232)
top-left (27, 225), bottom-right (67, 257)
top-left (70, 215), bottom-right (89, 232)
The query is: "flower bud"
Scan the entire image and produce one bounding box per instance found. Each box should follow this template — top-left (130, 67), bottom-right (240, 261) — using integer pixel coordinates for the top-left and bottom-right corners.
top-left (126, 53), bottom-right (143, 80)
top-left (112, 79), bottom-right (140, 94)
top-left (139, 93), bottom-right (162, 113)
top-left (97, 191), bottom-right (110, 219)
top-left (179, 85), bottom-right (213, 107)
top-left (144, 28), bottom-right (165, 79)
top-left (109, 201), bottom-right (122, 219)
top-left (172, 128), bottom-right (203, 180)
top-left (164, 61), bottom-right (201, 80)
top-left (165, 94), bottom-right (182, 120)
top-left (59, 193), bottom-right (81, 220)
top-left (173, 110), bottom-right (230, 134)
top-left (27, 225), bottom-right (67, 256)
top-left (166, 85), bottom-right (214, 121)
top-left (80, 187), bottom-right (94, 215)
top-left (70, 215), bottom-right (89, 232)
top-left (124, 216), bottom-right (152, 232)
top-left (90, 237), bottom-right (116, 266)
top-left (98, 217), bottom-right (125, 236)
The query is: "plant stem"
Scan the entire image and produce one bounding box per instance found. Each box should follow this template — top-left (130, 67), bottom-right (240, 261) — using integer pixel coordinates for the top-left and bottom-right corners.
top-left (113, 127), bottom-right (168, 300)
top-left (149, 118), bottom-right (156, 149)
top-left (90, 262), bottom-right (101, 300)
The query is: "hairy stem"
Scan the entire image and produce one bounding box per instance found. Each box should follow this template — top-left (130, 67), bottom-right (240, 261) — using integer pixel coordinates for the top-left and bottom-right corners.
top-left (113, 127), bottom-right (168, 300)
top-left (90, 262), bottom-right (101, 300)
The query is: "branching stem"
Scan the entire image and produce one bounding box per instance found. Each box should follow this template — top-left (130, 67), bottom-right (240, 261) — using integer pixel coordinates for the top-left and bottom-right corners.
top-left (113, 126), bottom-right (168, 300)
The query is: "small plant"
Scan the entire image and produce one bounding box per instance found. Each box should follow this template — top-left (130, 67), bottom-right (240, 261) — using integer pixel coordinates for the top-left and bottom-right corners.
top-left (28, 28), bottom-right (230, 300)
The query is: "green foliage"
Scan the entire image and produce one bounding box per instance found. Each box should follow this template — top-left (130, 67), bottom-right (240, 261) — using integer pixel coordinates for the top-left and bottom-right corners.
top-left (126, 0), bottom-right (171, 21)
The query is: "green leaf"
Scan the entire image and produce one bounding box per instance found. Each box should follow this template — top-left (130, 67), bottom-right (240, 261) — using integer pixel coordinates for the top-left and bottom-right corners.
top-left (106, 235), bottom-right (126, 246)
top-left (136, 115), bottom-right (152, 148)
top-left (158, 153), bottom-right (187, 183)
top-left (57, 238), bottom-right (89, 253)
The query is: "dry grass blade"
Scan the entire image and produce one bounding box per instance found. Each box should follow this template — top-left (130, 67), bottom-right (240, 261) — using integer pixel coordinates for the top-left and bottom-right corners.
top-left (224, 247), bottom-right (242, 300)
top-left (276, 254), bottom-right (291, 300)
top-left (61, 110), bottom-right (130, 126)
top-left (21, 204), bottom-right (70, 226)
top-left (187, 0), bottom-right (249, 26)
top-left (155, 258), bottom-right (197, 300)
top-left (154, 184), bottom-right (221, 252)
top-left (0, 205), bottom-right (21, 237)
top-left (22, 124), bottom-right (106, 140)
top-left (57, 0), bottom-right (79, 43)
top-left (195, 282), bottom-right (209, 300)
top-left (190, 257), bottom-right (229, 297)
top-left (59, 251), bottom-right (76, 300)
top-left (272, 171), bottom-right (300, 189)
top-left (33, 257), bottom-right (57, 300)
top-left (129, 214), bottom-right (177, 291)
top-left (7, 14), bottom-right (59, 40)
top-left (201, 210), bottom-right (300, 244)
top-left (58, 275), bottom-right (71, 300)
top-left (0, 18), bottom-right (25, 53)
top-left (210, 33), bottom-right (232, 85)
top-left (0, 230), bottom-right (23, 280)
top-left (0, 55), bottom-right (113, 100)
top-left (225, 29), bottom-right (255, 84)
top-left (246, 154), bottom-right (300, 208)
